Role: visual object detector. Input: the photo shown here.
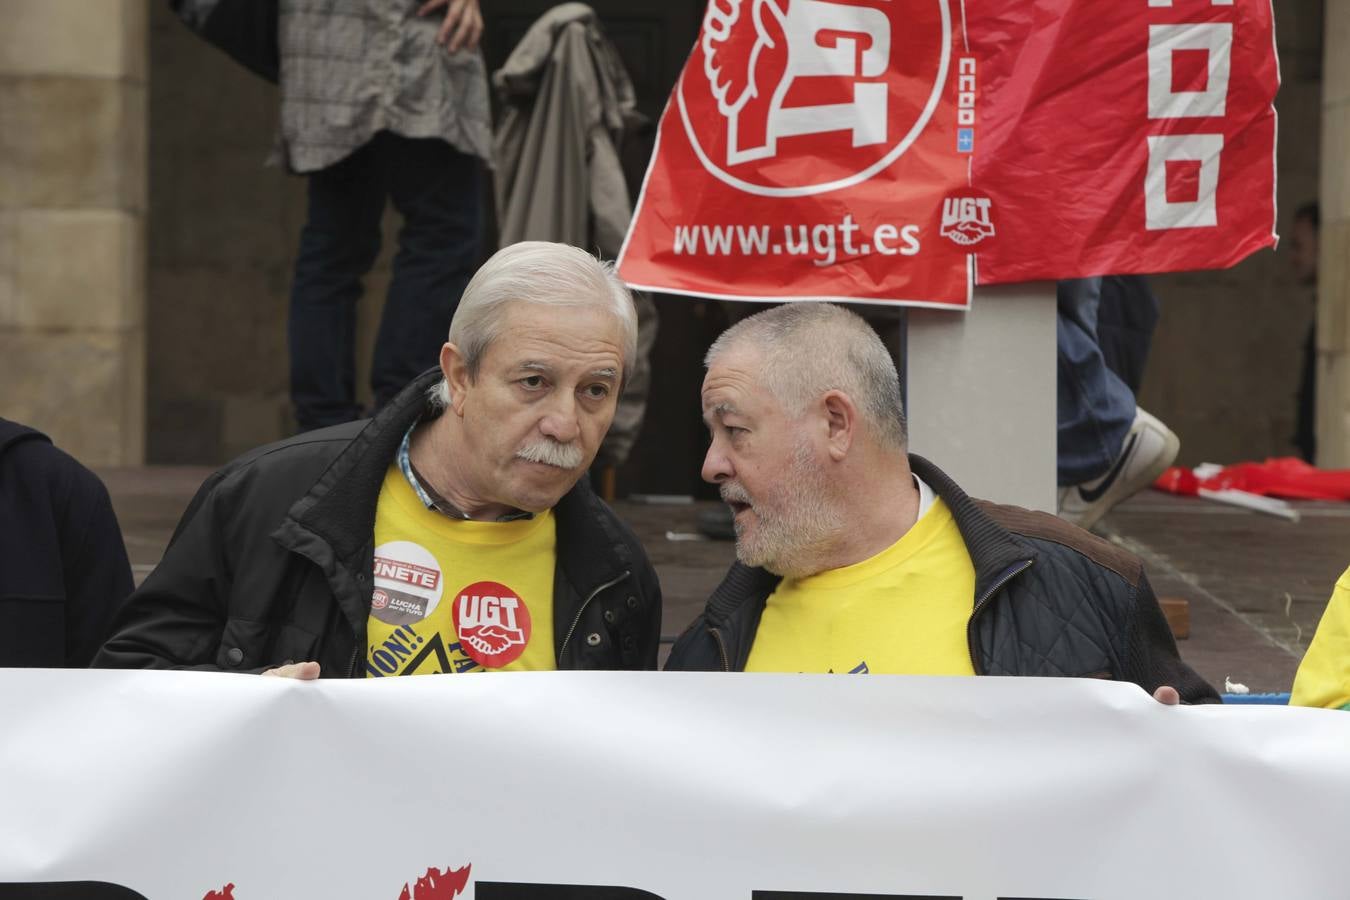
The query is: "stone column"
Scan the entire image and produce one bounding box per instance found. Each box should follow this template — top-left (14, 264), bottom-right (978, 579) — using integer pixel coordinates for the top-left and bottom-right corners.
top-left (0, 0), bottom-right (147, 465)
top-left (907, 285), bottom-right (1057, 512)
top-left (1319, 4), bottom-right (1350, 467)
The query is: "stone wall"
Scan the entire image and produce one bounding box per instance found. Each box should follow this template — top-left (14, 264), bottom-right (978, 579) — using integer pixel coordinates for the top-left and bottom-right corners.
top-left (1139, 1), bottom-right (1324, 467)
top-left (0, 0), bottom-right (147, 465)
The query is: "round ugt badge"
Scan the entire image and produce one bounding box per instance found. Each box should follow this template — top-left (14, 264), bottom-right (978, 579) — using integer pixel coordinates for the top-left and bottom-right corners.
top-left (452, 580), bottom-right (532, 668)
top-left (370, 541), bottom-right (445, 627)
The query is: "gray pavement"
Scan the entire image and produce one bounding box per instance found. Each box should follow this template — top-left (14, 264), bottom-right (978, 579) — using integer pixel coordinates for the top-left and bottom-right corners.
top-left (100, 467), bottom-right (1348, 692)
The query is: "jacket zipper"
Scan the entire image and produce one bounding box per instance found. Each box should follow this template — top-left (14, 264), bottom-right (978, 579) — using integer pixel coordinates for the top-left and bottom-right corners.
top-left (711, 627), bottom-right (732, 672)
top-left (966, 559), bottom-right (1033, 672)
top-left (346, 644), bottom-right (360, 678)
top-left (558, 570), bottom-right (631, 666)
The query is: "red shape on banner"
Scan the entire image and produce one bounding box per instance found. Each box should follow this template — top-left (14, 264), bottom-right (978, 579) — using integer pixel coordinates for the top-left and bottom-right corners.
top-left (1166, 160), bottom-right (1203, 204)
top-left (1171, 48), bottom-right (1211, 93)
top-left (201, 885), bottom-right (235, 900)
top-left (397, 864), bottom-right (472, 900)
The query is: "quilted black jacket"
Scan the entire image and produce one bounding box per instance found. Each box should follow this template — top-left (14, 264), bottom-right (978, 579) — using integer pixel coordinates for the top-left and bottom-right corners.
top-left (665, 455), bottom-right (1218, 703)
top-left (94, 370), bottom-right (662, 675)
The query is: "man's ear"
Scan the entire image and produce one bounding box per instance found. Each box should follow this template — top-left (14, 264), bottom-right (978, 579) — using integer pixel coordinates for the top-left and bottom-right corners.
top-left (441, 343), bottom-right (471, 417)
top-left (820, 390), bottom-right (857, 461)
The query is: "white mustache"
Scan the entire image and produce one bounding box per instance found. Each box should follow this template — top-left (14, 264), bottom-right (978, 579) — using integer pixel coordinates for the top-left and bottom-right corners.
top-left (720, 482), bottom-right (752, 506)
top-left (517, 439), bottom-right (584, 469)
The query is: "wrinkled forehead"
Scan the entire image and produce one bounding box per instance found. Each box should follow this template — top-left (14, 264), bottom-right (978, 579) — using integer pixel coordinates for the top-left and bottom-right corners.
top-left (702, 353), bottom-right (777, 419)
top-left (493, 303), bottom-right (625, 366)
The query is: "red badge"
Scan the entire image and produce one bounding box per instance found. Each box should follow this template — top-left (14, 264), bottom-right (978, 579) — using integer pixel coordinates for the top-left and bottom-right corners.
top-left (452, 581), bottom-right (532, 668)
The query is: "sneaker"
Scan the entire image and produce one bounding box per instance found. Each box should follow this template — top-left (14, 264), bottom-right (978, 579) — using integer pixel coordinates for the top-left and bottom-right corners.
top-left (1058, 408), bottom-right (1180, 531)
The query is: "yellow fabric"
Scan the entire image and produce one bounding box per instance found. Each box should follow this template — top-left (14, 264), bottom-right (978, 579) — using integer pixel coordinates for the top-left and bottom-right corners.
top-left (1290, 566), bottom-right (1350, 710)
top-left (365, 465), bottom-right (556, 676)
top-left (744, 497), bottom-right (977, 675)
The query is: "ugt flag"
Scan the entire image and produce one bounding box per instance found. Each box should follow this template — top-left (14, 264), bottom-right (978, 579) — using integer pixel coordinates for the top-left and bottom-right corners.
top-left (617, 0), bottom-right (1279, 309)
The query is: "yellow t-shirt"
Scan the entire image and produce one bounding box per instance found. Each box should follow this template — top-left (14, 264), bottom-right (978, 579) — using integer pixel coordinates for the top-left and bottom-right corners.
top-left (744, 496), bottom-right (976, 675)
top-left (365, 465), bottom-right (556, 677)
top-left (1290, 566), bottom-right (1350, 710)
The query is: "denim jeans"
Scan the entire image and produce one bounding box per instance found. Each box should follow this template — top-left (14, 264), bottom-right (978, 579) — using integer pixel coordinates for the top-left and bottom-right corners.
top-left (1057, 277), bottom-right (1136, 485)
top-left (289, 132), bottom-right (481, 431)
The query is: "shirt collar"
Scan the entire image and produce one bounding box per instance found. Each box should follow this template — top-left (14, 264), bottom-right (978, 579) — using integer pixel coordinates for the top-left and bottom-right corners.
top-left (397, 420), bottom-right (534, 522)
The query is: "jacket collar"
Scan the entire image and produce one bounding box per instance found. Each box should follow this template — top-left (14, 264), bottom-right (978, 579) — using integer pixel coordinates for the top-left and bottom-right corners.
top-left (278, 368), bottom-right (632, 589)
top-left (281, 371), bottom-right (436, 563)
top-left (703, 453), bottom-right (1038, 629)
top-left (907, 454), bottom-right (1038, 599)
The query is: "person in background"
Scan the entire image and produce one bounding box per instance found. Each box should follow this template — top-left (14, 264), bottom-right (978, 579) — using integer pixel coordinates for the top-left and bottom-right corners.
top-left (0, 418), bottom-right (134, 667)
top-left (280, 0), bottom-right (490, 431)
top-left (1056, 277), bottom-right (1179, 531)
top-left (1290, 566), bottom-right (1350, 710)
top-left (1291, 202), bottom-right (1320, 463)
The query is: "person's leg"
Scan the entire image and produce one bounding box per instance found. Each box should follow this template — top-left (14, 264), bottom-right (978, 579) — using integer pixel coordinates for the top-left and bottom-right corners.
top-left (373, 136), bottom-right (483, 409)
top-left (1095, 275), bottom-right (1161, 395)
top-left (1057, 277), bottom-right (1178, 530)
top-left (289, 141), bottom-right (387, 430)
top-left (1057, 277), bottom-right (1136, 485)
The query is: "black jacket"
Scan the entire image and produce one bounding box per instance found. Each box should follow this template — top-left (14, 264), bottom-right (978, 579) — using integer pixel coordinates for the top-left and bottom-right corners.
top-left (0, 419), bottom-right (134, 667)
top-left (95, 371), bottom-right (662, 675)
top-left (665, 455), bottom-right (1218, 703)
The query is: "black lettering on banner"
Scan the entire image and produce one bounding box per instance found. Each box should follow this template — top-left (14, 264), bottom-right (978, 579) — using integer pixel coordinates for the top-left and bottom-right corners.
top-left (0, 884), bottom-right (150, 899)
top-left (476, 884), bottom-right (666, 900)
top-left (754, 894), bottom-right (959, 899)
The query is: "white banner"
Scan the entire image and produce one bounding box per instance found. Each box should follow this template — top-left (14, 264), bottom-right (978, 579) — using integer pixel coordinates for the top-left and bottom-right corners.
top-left (1, 671), bottom-right (1347, 900)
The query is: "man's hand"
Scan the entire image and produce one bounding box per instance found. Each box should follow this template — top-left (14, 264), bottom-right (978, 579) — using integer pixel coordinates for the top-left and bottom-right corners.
top-left (417, 0), bottom-right (484, 53)
top-left (261, 661), bottom-right (321, 680)
top-left (1152, 685), bottom-right (1181, 705)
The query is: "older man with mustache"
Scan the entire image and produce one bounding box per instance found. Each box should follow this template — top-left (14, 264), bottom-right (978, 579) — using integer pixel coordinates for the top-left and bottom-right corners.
top-left (666, 302), bottom-right (1215, 704)
top-left (97, 242), bottom-right (661, 677)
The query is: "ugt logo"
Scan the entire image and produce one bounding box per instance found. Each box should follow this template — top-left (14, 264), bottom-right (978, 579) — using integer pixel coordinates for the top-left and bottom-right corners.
top-left (679, 0), bottom-right (952, 196)
top-left (939, 191), bottom-right (995, 247)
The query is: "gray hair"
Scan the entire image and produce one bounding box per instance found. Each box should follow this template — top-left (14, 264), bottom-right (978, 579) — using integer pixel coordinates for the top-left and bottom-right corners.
top-left (705, 303), bottom-right (907, 449)
top-left (429, 241), bottom-right (638, 409)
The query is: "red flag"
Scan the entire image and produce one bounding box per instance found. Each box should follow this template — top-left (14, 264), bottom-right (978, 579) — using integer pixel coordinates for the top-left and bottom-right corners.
top-left (618, 0), bottom-right (1278, 308)
top-left (973, 0), bottom-right (1278, 284)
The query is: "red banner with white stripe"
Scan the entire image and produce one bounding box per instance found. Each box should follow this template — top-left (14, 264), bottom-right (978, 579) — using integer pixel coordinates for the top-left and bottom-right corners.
top-left (617, 0), bottom-right (1278, 309)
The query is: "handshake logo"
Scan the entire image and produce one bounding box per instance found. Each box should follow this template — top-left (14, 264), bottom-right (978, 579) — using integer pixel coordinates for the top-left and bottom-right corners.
top-left (453, 581), bottom-right (532, 668)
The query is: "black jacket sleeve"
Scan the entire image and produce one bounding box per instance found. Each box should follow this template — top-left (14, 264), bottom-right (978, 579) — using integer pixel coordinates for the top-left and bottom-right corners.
top-left (93, 470), bottom-right (237, 670)
top-left (1124, 571), bottom-right (1220, 704)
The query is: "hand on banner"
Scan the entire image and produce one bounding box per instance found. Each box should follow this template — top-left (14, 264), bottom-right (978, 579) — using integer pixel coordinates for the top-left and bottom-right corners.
top-left (1152, 685), bottom-right (1181, 706)
top-left (261, 661), bottom-right (321, 680)
top-left (417, 0), bottom-right (483, 53)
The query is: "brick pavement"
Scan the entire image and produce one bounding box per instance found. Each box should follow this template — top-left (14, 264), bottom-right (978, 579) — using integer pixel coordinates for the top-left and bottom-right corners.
top-left (101, 467), bottom-right (1347, 692)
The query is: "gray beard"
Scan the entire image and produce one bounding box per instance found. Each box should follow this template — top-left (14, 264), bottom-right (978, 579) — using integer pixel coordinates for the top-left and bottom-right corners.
top-left (731, 440), bottom-right (844, 579)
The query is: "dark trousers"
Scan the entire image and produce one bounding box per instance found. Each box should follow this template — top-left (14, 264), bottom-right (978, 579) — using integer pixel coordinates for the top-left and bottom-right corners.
top-left (289, 132), bottom-right (481, 431)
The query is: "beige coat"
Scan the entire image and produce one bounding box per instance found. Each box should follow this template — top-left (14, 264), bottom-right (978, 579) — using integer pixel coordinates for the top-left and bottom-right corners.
top-left (493, 4), bottom-right (657, 466)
